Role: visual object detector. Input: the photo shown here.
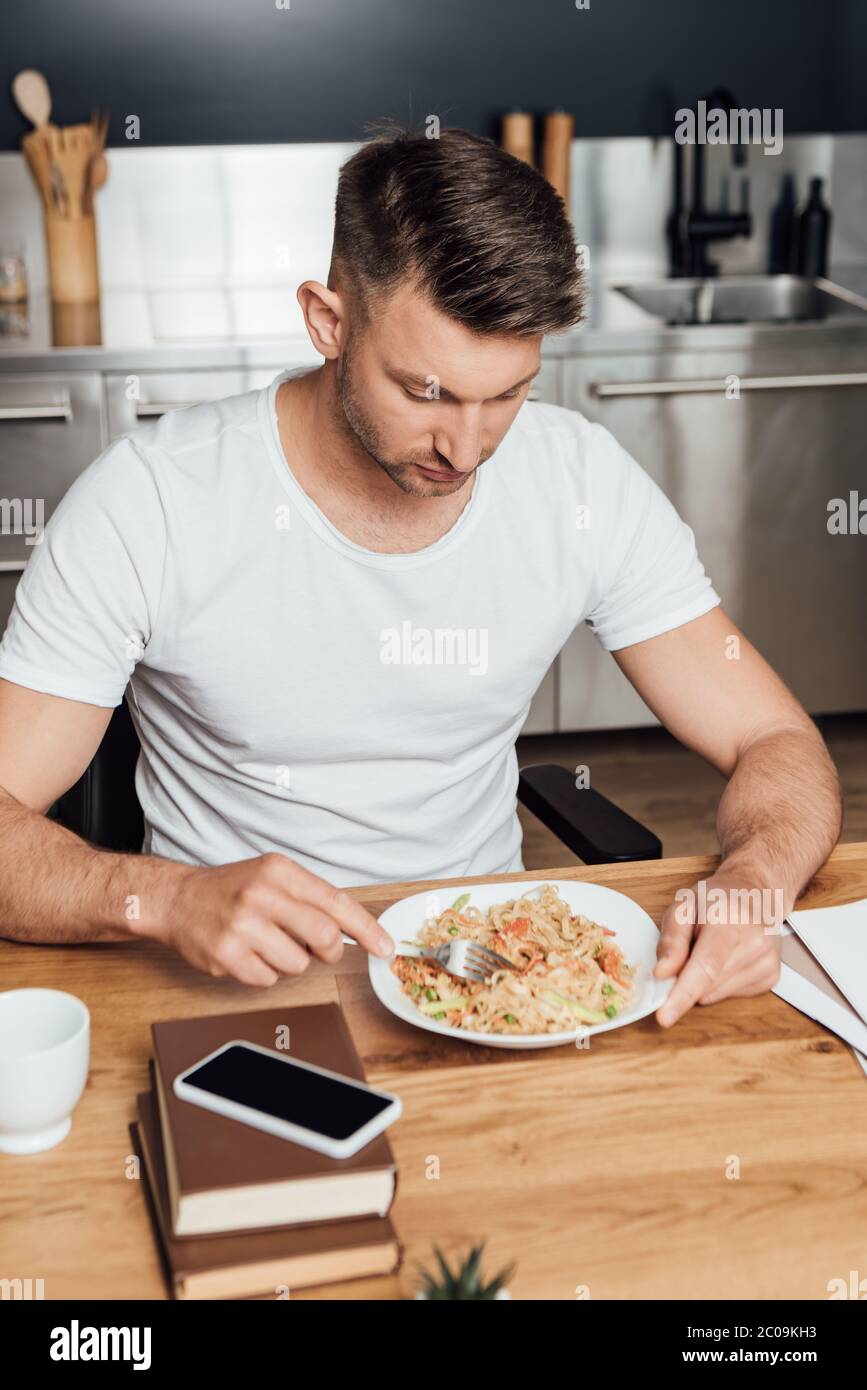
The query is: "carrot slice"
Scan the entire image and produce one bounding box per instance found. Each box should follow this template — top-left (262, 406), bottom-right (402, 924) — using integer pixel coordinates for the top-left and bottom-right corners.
top-left (503, 917), bottom-right (531, 937)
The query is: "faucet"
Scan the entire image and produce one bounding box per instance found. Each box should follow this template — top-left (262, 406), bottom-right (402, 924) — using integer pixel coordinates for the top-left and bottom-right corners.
top-left (669, 86), bottom-right (753, 277)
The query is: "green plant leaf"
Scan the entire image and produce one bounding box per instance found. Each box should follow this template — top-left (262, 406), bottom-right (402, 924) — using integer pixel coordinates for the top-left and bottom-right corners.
top-left (415, 1242), bottom-right (515, 1300)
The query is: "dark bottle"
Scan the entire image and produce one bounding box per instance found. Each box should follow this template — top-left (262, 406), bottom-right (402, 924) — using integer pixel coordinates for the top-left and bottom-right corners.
top-left (768, 174), bottom-right (797, 274)
top-left (796, 177), bottom-right (832, 278)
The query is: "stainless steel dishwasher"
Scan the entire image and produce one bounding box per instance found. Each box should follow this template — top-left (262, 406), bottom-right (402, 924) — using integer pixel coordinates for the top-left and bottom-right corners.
top-left (559, 335), bottom-right (867, 726)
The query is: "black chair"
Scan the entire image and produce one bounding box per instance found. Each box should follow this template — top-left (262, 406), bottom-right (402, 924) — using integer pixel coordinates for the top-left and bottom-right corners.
top-left (53, 699), bottom-right (145, 854)
top-left (53, 700), bottom-right (662, 865)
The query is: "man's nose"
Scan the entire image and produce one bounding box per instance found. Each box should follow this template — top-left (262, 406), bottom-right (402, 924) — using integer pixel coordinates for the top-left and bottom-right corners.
top-left (434, 409), bottom-right (484, 474)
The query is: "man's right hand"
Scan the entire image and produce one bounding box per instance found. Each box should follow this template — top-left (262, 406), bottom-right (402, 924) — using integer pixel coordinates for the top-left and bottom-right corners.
top-left (152, 852), bottom-right (395, 987)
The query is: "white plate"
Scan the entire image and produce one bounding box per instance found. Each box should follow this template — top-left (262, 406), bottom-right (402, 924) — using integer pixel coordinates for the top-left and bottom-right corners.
top-left (369, 878), bottom-right (674, 1049)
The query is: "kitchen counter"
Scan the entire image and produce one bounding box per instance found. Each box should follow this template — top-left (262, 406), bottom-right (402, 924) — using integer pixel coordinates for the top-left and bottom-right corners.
top-left (2, 270), bottom-right (867, 373)
top-left (0, 288), bottom-right (320, 373)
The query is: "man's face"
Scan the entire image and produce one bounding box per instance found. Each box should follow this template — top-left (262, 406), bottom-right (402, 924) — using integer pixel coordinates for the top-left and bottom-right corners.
top-left (334, 280), bottom-right (542, 498)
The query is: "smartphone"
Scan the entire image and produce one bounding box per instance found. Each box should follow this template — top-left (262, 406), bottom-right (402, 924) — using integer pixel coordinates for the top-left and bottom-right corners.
top-left (172, 1040), bottom-right (402, 1160)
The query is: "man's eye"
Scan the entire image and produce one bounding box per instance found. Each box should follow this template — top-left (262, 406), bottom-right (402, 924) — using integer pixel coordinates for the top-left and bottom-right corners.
top-left (403, 385), bottom-right (526, 402)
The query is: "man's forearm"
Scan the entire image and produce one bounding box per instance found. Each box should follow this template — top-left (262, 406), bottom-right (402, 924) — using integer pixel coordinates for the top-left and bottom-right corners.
top-left (715, 724), bottom-right (842, 911)
top-left (0, 789), bottom-right (191, 944)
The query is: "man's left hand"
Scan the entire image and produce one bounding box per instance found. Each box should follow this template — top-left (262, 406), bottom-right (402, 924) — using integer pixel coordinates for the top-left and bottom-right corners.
top-left (653, 869), bottom-right (784, 1027)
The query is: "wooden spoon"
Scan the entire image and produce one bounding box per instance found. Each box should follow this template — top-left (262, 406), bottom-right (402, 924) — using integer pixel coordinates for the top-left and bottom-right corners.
top-left (21, 129), bottom-right (54, 211)
top-left (84, 110), bottom-right (109, 213)
top-left (12, 69), bottom-right (51, 129)
top-left (43, 124), bottom-right (72, 217)
top-left (13, 70), bottom-right (67, 214)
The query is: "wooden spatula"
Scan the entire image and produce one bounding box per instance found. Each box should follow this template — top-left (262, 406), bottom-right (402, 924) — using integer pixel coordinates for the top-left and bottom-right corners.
top-left (12, 69), bottom-right (52, 129)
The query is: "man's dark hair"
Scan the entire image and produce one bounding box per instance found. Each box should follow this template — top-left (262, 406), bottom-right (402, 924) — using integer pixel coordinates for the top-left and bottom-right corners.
top-left (330, 125), bottom-right (585, 336)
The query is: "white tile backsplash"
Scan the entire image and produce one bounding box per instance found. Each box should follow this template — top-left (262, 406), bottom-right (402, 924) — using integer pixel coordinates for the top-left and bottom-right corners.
top-left (1, 133), bottom-right (864, 321)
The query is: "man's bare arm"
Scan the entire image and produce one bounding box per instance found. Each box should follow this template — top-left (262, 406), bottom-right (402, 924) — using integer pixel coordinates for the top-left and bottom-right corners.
top-left (0, 784), bottom-right (190, 944)
top-left (0, 682), bottom-right (143, 942)
top-left (614, 607), bottom-right (842, 1023)
top-left (712, 722), bottom-right (841, 911)
top-left (0, 680), bottom-right (393, 980)
top-left (616, 606), bottom-right (840, 898)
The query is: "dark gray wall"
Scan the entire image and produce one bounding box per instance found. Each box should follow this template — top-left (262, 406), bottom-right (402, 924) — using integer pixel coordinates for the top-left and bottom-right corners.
top-left (2, 0), bottom-right (865, 151)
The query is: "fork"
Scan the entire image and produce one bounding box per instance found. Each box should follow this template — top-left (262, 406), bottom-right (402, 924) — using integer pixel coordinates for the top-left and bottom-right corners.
top-left (413, 938), bottom-right (518, 984)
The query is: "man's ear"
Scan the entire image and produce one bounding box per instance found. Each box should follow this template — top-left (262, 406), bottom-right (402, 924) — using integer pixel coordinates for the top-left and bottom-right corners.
top-left (297, 281), bottom-right (345, 359)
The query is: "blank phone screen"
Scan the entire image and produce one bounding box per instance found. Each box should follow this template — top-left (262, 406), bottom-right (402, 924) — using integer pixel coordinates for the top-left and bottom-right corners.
top-left (182, 1045), bottom-right (392, 1141)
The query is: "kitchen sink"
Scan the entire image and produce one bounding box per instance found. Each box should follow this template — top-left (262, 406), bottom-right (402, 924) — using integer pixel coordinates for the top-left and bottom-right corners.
top-left (612, 274), bottom-right (867, 326)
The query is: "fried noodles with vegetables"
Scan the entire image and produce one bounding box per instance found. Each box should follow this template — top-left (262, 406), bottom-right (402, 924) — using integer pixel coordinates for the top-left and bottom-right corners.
top-left (391, 884), bottom-right (636, 1035)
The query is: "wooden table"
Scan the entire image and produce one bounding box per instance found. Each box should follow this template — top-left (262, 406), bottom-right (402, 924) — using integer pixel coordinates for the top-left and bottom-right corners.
top-left (2, 844), bottom-right (867, 1301)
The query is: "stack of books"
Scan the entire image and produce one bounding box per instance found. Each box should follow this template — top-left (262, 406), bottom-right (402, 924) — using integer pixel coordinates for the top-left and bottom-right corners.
top-left (130, 1002), bottom-right (401, 1299)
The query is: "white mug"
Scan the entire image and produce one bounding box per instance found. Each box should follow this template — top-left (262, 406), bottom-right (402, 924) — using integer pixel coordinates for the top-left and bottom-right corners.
top-left (0, 989), bottom-right (90, 1154)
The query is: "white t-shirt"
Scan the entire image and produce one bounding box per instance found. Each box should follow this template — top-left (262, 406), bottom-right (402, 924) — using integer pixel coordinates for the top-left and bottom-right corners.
top-left (0, 372), bottom-right (720, 886)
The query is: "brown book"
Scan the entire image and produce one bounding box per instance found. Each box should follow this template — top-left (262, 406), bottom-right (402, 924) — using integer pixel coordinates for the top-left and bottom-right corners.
top-left (151, 1004), bottom-right (396, 1236)
top-left (132, 1090), bottom-right (400, 1299)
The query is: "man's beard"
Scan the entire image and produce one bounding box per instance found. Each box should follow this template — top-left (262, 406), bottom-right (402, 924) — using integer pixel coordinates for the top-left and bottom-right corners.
top-left (335, 343), bottom-right (482, 497)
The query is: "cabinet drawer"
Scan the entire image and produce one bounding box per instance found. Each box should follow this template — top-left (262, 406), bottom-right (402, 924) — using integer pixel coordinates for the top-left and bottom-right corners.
top-left (0, 373), bottom-right (104, 569)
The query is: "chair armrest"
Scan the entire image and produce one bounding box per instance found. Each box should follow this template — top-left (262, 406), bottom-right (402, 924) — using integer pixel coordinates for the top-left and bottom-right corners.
top-left (517, 762), bottom-right (662, 865)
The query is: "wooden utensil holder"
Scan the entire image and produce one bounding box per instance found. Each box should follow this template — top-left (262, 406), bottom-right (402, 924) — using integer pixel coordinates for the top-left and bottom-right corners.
top-left (51, 300), bottom-right (101, 348)
top-left (44, 212), bottom-right (100, 305)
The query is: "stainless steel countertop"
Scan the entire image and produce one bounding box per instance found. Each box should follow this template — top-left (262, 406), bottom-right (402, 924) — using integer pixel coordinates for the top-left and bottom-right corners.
top-left (2, 270), bottom-right (867, 373)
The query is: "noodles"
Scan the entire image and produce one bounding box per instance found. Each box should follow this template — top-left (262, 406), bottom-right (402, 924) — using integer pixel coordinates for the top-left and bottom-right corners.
top-left (391, 884), bottom-right (636, 1035)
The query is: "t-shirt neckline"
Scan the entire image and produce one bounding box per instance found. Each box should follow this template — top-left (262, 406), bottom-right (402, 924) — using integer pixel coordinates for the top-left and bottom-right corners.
top-left (259, 370), bottom-right (490, 570)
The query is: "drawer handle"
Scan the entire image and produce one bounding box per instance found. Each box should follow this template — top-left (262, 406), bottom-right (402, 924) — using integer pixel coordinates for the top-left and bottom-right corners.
top-left (0, 560), bottom-right (27, 572)
top-left (0, 399), bottom-right (72, 422)
top-left (135, 401), bottom-right (199, 418)
top-left (593, 372), bottom-right (867, 398)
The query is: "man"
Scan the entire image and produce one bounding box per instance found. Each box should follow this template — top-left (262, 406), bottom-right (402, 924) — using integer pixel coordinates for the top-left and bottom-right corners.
top-left (0, 128), bottom-right (840, 1026)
